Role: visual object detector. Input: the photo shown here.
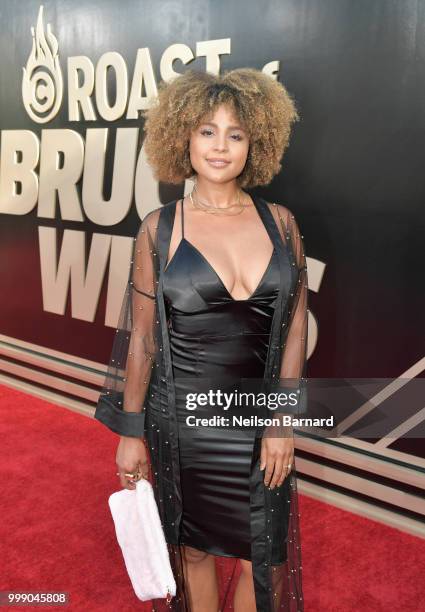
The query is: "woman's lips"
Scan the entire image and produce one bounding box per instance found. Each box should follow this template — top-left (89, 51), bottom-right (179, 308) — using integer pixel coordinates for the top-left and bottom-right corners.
top-left (206, 159), bottom-right (231, 168)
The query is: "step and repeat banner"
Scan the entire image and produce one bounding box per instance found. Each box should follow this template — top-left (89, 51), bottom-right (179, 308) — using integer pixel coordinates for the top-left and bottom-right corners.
top-left (0, 1), bottom-right (423, 524)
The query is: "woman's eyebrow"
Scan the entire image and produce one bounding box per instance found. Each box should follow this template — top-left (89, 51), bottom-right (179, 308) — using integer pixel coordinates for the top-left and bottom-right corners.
top-left (201, 121), bottom-right (246, 131)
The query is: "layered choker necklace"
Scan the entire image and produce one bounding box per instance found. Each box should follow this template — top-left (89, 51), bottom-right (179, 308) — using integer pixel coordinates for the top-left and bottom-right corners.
top-left (189, 184), bottom-right (251, 215)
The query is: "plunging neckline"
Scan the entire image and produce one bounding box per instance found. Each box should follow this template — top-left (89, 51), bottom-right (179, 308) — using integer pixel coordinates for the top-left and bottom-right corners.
top-left (164, 237), bottom-right (276, 303)
top-left (163, 196), bottom-right (277, 302)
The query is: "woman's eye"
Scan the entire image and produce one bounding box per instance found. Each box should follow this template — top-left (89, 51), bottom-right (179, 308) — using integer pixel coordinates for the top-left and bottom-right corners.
top-left (199, 129), bottom-right (243, 141)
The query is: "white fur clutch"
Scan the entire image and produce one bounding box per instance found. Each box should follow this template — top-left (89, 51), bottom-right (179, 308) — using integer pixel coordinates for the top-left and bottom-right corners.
top-left (108, 478), bottom-right (177, 602)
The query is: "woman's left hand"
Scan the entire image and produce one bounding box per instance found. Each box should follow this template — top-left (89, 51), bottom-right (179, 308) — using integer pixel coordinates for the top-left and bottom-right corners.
top-left (260, 433), bottom-right (294, 489)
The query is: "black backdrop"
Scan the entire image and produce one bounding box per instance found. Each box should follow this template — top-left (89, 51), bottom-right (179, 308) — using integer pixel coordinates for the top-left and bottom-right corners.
top-left (0, 1), bottom-right (424, 470)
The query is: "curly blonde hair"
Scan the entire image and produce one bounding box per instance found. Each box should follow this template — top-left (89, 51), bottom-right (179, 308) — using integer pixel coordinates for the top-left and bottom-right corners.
top-left (142, 68), bottom-right (300, 188)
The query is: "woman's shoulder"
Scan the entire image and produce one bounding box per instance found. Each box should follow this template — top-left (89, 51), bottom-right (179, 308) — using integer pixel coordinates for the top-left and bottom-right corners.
top-left (261, 198), bottom-right (295, 225)
top-left (135, 199), bottom-right (183, 241)
top-left (139, 199), bottom-right (179, 225)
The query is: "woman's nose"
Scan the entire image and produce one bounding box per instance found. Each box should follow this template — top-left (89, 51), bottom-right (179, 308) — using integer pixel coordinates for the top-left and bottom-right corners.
top-left (213, 138), bottom-right (227, 152)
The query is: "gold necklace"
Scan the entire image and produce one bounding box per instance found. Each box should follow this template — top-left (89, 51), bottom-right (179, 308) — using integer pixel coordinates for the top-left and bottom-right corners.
top-left (194, 184), bottom-right (241, 208)
top-left (190, 190), bottom-right (246, 215)
top-left (190, 186), bottom-right (250, 215)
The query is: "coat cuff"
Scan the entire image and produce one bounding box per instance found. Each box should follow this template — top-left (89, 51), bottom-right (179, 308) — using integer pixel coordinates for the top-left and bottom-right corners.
top-left (94, 393), bottom-right (146, 437)
top-left (271, 384), bottom-right (308, 416)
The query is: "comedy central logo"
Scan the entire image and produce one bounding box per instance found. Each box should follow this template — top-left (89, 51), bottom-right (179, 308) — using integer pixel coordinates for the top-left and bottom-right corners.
top-left (22, 5), bottom-right (63, 123)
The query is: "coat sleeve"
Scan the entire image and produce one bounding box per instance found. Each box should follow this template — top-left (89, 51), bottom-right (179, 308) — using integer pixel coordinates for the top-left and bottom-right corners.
top-left (94, 210), bottom-right (160, 437)
top-left (275, 207), bottom-right (309, 417)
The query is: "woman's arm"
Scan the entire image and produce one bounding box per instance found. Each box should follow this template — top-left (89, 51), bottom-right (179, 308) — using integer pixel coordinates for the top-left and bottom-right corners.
top-left (261, 206), bottom-right (308, 488)
top-left (276, 206), bottom-right (308, 414)
top-left (122, 214), bottom-right (158, 421)
top-left (94, 210), bottom-right (160, 488)
top-left (118, 213), bottom-right (159, 489)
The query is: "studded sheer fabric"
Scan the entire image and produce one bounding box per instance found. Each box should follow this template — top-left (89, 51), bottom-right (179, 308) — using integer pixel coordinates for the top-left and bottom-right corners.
top-left (95, 195), bottom-right (308, 611)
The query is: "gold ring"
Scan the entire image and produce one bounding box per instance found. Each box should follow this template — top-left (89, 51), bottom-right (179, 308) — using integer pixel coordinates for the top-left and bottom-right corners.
top-left (126, 469), bottom-right (146, 481)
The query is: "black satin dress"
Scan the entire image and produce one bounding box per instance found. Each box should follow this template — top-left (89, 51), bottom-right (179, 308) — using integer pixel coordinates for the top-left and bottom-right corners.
top-left (163, 200), bottom-right (281, 561)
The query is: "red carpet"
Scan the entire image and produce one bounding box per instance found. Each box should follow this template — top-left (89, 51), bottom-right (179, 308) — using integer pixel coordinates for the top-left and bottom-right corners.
top-left (1, 385), bottom-right (424, 611)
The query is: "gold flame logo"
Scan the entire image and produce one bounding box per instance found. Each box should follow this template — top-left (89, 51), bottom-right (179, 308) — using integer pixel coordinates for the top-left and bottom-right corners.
top-left (22, 5), bottom-right (63, 123)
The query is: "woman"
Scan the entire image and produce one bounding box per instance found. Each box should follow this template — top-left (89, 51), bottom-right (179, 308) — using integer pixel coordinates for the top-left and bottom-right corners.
top-left (95, 68), bottom-right (308, 612)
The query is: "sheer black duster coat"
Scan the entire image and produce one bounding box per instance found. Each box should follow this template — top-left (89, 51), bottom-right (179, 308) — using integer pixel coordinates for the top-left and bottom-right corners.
top-left (95, 194), bottom-right (308, 611)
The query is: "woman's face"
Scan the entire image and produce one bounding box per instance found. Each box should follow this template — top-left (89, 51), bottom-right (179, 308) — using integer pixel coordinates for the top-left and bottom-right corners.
top-left (189, 104), bottom-right (249, 184)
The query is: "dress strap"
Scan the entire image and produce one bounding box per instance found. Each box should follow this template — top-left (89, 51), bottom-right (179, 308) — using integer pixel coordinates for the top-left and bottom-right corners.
top-left (181, 198), bottom-right (185, 239)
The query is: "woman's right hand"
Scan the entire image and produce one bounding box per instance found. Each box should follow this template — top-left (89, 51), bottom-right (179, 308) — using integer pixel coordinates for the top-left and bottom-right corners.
top-left (116, 436), bottom-right (150, 490)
